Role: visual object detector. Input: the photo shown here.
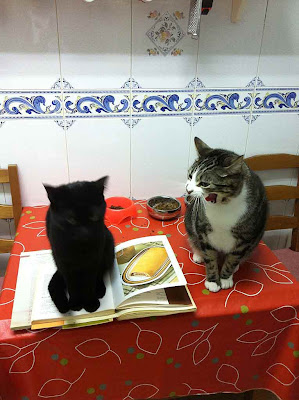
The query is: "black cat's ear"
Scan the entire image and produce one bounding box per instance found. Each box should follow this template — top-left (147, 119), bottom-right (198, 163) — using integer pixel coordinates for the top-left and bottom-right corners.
top-left (224, 155), bottom-right (244, 174)
top-left (95, 176), bottom-right (108, 192)
top-left (194, 137), bottom-right (211, 157)
top-left (44, 184), bottom-right (58, 204)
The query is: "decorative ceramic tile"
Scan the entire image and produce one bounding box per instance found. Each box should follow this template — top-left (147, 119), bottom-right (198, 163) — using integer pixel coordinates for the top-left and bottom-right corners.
top-left (0, 0), bottom-right (60, 89)
top-left (66, 119), bottom-right (130, 198)
top-left (194, 89), bottom-right (254, 116)
top-left (0, 120), bottom-right (69, 206)
top-left (0, 91), bottom-right (63, 119)
top-left (63, 90), bottom-right (130, 118)
top-left (252, 88), bottom-right (299, 114)
top-left (196, 0), bottom-right (268, 87)
top-left (132, 0), bottom-right (199, 88)
top-left (146, 12), bottom-right (185, 56)
top-left (258, 0), bottom-right (299, 86)
top-left (56, 0), bottom-right (131, 89)
top-left (132, 89), bottom-right (194, 117)
top-left (131, 117), bottom-right (191, 199)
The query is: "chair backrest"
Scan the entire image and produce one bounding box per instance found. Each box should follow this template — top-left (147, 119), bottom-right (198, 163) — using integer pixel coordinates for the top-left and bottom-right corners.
top-left (245, 154), bottom-right (299, 252)
top-left (0, 165), bottom-right (22, 254)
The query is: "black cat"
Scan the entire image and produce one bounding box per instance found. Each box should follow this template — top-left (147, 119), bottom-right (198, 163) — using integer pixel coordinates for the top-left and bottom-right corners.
top-left (44, 177), bottom-right (115, 313)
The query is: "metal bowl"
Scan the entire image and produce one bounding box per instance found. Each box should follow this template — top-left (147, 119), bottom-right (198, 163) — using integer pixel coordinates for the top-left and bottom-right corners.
top-left (146, 196), bottom-right (181, 221)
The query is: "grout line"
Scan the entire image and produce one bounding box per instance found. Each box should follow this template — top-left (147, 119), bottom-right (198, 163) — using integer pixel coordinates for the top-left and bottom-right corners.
top-left (54, 0), bottom-right (70, 183)
top-left (244, 0), bottom-right (269, 158)
top-left (129, 0), bottom-right (133, 199)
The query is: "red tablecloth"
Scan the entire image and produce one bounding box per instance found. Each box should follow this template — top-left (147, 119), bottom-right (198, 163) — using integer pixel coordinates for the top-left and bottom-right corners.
top-left (1, 202), bottom-right (299, 400)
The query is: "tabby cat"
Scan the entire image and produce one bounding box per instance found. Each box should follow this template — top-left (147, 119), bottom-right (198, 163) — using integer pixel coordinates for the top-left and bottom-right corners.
top-left (44, 177), bottom-right (115, 313)
top-left (185, 137), bottom-right (267, 292)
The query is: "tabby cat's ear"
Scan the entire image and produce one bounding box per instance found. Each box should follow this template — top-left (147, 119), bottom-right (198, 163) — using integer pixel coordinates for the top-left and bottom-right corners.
top-left (194, 137), bottom-right (211, 157)
top-left (95, 176), bottom-right (109, 192)
top-left (44, 184), bottom-right (58, 204)
top-left (224, 155), bottom-right (244, 174)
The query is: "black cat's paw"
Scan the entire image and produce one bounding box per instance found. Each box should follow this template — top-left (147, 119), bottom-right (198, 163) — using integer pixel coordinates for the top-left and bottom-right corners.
top-left (96, 280), bottom-right (106, 299)
top-left (84, 299), bottom-right (100, 313)
top-left (69, 298), bottom-right (83, 312)
top-left (57, 303), bottom-right (70, 314)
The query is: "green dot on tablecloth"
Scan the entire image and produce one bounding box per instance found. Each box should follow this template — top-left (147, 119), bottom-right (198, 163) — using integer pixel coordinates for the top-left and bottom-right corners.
top-left (60, 358), bottom-right (68, 366)
top-left (246, 319), bottom-right (253, 326)
top-left (125, 225), bottom-right (131, 228)
top-left (225, 350), bottom-right (233, 356)
top-left (137, 210), bottom-right (142, 213)
top-left (166, 233), bottom-right (171, 237)
top-left (241, 305), bottom-right (249, 314)
top-left (132, 227), bottom-right (139, 231)
top-left (25, 210), bottom-right (32, 214)
top-left (87, 388), bottom-right (95, 394)
top-left (99, 384), bottom-right (107, 390)
top-left (169, 392), bottom-right (176, 397)
top-left (136, 353), bottom-right (144, 359)
top-left (29, 216), bottom-right (36, 220)
top-left (233, 314), bottom-right (241, 319)
top-left (253, 267), bottom-right (260, 273)
top-left (127, 347), bottom-right (135, 354)
top-left (125, 380), bottom-right (132, 386)
top-left (21, 397), bottom-right (29, 400)
top-left (96, 396), bottom-right (103, 400)
top-left (212, 358), bottom-right (219, 364)
top-left (166, 358), bottom-right (173, 364)
top-left (293, 350), bottom-right (299, 358)
top-left (253, 375), bottom-right (259, 380)
top-left (157, 231), bottom-right (163, 234)
top-left (15, 232), bottom-right (19, 237)
top-left (202, 289), bottom-right (210, 295)
top-left (191, 320), bottom-right (199, 327)
top-left (150, 316), bottom-right (157, 321)
top-left (174, 363), bottom-right (181, 368)
top-left (51, 354), bottom-right (59, 360)
top-left (21, 213), bottom-right (24, 217)
top-left (288, 342), bottom-right (295, 349)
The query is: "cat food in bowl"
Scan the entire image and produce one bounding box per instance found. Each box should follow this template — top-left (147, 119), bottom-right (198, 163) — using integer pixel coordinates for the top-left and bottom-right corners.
top-left (105, 197), bottom-right (137, 225)
top-left (146, 196), bottom-right (181, 220)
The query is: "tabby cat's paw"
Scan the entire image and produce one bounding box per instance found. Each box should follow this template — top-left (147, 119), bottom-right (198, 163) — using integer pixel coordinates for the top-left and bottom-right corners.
top-left (192, 253), bottom-right (203, 263)
top-left (221, 276), bottom-right (234, 289)
top-left (205, 280), bottom-right (221, 293)
top-left (84, 299), bottom-right (100, 313)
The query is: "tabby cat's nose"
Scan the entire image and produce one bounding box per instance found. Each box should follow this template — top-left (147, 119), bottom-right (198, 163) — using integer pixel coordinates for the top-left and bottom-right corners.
top-left (186, 188), bottom-right (193, 194)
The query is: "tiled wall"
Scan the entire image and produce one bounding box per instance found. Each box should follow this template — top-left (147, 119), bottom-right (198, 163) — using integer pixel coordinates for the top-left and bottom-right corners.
top-left (0, 0), bottom-right (299, 250)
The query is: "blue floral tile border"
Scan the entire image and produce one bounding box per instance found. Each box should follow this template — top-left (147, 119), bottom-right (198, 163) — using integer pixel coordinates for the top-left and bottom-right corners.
top-left (0, 81), bottom-right (299, 128)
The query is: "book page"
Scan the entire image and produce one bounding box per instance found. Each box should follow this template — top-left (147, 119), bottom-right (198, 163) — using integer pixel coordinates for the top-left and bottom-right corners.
top-left (10, 251), bottom-right (44, 330)
top-left (114, 235), bottom-right (186, 306)
top-left (117, 288), bottom-right (169, 310)
top-left (29, 251), bottom-right (115, 324)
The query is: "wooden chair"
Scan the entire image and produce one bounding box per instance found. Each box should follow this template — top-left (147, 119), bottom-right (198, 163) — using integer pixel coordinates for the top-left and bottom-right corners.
top-left (0, 165), bottom-right (22, 254)
top-left (245, 154), bottom-right (299, 277)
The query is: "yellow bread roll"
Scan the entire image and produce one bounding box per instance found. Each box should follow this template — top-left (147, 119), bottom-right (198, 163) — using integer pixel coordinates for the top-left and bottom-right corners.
top-left (130, 247), bottom-right (168, 278)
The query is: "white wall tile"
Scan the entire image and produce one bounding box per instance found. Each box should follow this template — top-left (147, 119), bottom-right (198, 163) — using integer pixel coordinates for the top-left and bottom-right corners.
top-left (0, 120), bottom-right (69, 206)
top-left (258, 0), bottom-right (299, 86)
top-left (57, 0), bottom-right (131, 89)
top-left (0, 0), bottom-right (60, 89)
top-left (245, 114), bottom-right (299, 157)
top-left (66, 119), bottom-right (130, 198)
top-left (132, 0), bottom-right (198, 88)
top-left (196, 0), bottom-right (267, 87)
top-left (189, 115), bottom-right (249, 166)
top-left (131, 117), bottom-right (191, 198)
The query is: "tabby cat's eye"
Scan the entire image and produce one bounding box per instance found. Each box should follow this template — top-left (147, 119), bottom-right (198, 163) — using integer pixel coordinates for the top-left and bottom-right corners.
top-left (188, 173), bottom-right (192, 179)
top-left (199, 182), bottom-right (209, 188)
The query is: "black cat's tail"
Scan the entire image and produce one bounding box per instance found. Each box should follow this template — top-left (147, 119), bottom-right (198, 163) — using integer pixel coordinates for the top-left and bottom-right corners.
top-left (48, 271), bottom-right (70, 314)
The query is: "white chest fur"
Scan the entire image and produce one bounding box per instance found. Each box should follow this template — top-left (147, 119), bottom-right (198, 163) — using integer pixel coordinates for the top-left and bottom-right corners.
top-left (205, 185), bottom-right (247, 253)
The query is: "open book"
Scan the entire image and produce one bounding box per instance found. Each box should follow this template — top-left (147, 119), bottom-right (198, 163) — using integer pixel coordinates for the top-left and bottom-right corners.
top-left (11, 236), bottom-right (196, 330)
